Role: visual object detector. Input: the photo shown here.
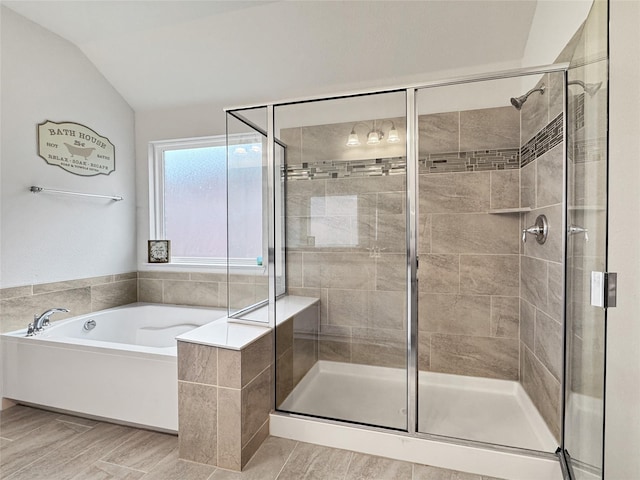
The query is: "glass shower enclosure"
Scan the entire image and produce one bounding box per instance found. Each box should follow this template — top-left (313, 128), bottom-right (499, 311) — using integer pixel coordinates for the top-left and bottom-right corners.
top-left (225, 2), bottom-right (609, 468)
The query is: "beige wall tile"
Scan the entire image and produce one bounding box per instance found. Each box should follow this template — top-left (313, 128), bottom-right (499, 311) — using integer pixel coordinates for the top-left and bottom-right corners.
top-left (418, 331), bottom-right (431, 371)
top-left (420, 293), bottom-right (491, 336)
top-left (375, 254), bottom-right (406, 292)
top-left (33, 275), bottom-right (114, 295)
top-left (418, 214), bottom-right (432, 254)
top-left (522, 346), bottom-right (561, 441)
top-left (293, 336), bottom-right (317, 385)
top-left (218, 349), bottom-right (242, 389)
top-left (327, 289), bottom-right (367, 327)
top-left (276, 347), bottom-right (294, 406)
top-left (431, 214), bottom-right (519, 254)
top-left (490, 296), bottom-right (520, 339)
top-left (217, 387), bottom-right (242, 471)
top-left (241, 419), bottom-right (269, 469)
top-left (420, 172), bottom-right (490, 214)
top-left (0, 285), bottom-right (32, 300)
top-left (114, 272), bottom-right (138, 282)
top-left (521, 255), bottom-right (549, 307)
top-left (418, 254), bottom-right (459, 294)
top-left (520, 298), bottom-right (536, 351)
top-left (490, 169), bottom-right (520, 210)
top-left (535, 310), bottom-right (563, 381)
top-left (189, 273), bottom-right (226, 283)
top-left (163, 280), bottom-right (219, 307)
top-left (536, 145), bottom-right (564, 207)
top-left (138, 279), bottom-right (163, 303)
top-left (418, 112), bottom-right (459, 155)
top-left (520, 161), bottom-right (536, 209)
top-left (351, 327), bottom-right (405, 368)
top-left (242, 333), bottom-right (273, 387)
top-left (459, 255), bottom-right (519, 296)
top-left (430, 334), bottom-right (519, 380)
top-left (178, 381), bottom-right (217, 465)
top-left (138, 271), bottom-right (190, 280)
top-left (547, 262), bottom-right (564, 322)
top-left (460, 106), bottom-right (520, 151)
top-left (177, 341), bottom-right (217, 385)
top-left (91, 280), bottom-right (137, 311)
top-left (367, 290), bottom-right (406, 330)
top-left (241, 368), bottom-right (271, 447)
top-left (286, 252), bottom-right (303, 288)
top-left (275, 318), bottom-right (293, 358)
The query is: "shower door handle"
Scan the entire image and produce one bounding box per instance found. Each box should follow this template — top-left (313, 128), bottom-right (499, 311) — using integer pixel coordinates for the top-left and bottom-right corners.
top-left (568, 225), bottom-right (589, 241)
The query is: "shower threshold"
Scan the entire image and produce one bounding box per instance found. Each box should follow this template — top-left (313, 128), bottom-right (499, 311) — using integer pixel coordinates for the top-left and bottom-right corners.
top-left (278, 360), bottom-right (557, 452)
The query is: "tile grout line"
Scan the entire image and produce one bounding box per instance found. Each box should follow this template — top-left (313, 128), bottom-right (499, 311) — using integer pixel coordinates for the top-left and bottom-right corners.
top-left (342, 450), bottom-right (355, 480)
top-left (274, 440), bottom-right (299, 480)
top-left (96, 459), bottom-right (148, 474)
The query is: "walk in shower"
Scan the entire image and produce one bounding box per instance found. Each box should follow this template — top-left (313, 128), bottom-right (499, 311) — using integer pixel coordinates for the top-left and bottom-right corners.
top-left (225, 1), bottom-right (608, 476)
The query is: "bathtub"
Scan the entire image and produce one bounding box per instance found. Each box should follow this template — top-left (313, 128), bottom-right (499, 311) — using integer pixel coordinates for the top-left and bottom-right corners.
top-left (1, 303), bottom-right (227, 432)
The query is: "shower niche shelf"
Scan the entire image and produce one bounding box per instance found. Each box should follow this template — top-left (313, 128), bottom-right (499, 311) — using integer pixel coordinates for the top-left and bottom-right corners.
top-left (488, 207), bottom-right (532, 214)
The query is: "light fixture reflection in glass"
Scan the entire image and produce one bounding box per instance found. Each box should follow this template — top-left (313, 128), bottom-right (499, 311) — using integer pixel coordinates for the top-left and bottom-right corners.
top-left (346, 120), bottom-right (400, 147)
top-left (366, 131), bottom-right (381, 145)
top-left (346, 130), bottom-right (361, 147)
top-left (250, 145), bottom-right (261, 152)
top-left (233, 146), bottom-right (247, 155)
top-left (387, 126), bottom-right (400, 143)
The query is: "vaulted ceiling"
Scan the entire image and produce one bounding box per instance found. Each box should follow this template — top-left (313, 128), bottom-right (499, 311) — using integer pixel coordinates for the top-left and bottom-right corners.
top-left (3, 1), bottom-right (585, 112)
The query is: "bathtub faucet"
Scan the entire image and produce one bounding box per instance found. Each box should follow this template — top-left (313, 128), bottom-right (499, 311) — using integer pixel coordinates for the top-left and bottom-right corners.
top-left (27, 308), bottom-right (70, 335)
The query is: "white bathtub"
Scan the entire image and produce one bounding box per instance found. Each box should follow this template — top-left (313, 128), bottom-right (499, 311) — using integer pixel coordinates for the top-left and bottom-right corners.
top-left (1, 303), bottom-right (227, 432)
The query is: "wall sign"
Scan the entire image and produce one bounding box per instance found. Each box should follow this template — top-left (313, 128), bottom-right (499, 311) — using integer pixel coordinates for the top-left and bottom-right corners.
top-left (37, 120), bottom-right (115, 176)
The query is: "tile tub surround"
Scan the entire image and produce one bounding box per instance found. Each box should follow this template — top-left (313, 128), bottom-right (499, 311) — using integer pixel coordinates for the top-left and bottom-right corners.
top-left (138, 270), bottom-right (268, 310)
top-left (0, 405), bottom-right (510, 480)
top-left (0, 272), bottom-right (137, 334)
top-left (177, 332), bottom-right (272, 471)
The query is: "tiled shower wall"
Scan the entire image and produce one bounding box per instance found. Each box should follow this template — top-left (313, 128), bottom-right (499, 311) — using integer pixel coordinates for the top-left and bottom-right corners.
top-left (518, 71), bottom-right (565, 441)
top-left (281, 105), bottom-right (523, 377)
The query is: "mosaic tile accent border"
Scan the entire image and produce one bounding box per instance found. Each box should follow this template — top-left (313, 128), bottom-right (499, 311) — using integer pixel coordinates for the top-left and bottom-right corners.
top-left (521, 113), bottom-right (564, 167)
top-left (286, 157), bottom-right (406, 180)
top-left (286, 148), bottom-right (521, 180)
top-left (419, 148), bottom-right (520, 174)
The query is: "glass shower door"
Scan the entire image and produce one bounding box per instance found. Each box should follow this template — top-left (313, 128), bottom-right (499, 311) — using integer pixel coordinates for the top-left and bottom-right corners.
top-left (273, 91), bottom-right (409, 430)
top-left (564, 0), bottom-right (609, 478)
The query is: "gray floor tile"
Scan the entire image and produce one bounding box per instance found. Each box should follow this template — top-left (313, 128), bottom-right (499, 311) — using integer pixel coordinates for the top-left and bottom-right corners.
top-left (100, 430), bottom-right (178, 473)
top-left (0, 405), bottom-right (58, 441)
top-left (413, 464), bottom-right (482, 480)
top-left (0, 420), bottom-right (83, 477)
top-left (7, 422), bottom-right (138, 480)
top-left (276, 442), bottom-right (352, 480)
top-left (70, 461), bottom-right (146, 480)
top-left (142, 448), bottom-right (216, 480)
top-left (345, 452), bottom-right (413, 480)
top-left (210, 437), bottom-right (296, 480)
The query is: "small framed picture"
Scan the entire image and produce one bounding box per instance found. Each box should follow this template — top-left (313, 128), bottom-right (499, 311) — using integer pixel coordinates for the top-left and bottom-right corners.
top-left (148, 240), bottom-right (170, 263)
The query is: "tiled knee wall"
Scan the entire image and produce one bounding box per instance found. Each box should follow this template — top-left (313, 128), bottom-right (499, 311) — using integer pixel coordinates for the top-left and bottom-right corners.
top-left (177, 333), bottom-right (272, 471)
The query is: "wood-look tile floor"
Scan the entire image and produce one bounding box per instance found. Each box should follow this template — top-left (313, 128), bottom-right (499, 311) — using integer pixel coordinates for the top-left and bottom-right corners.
top-left (0, 405), bottom-right (506, 480)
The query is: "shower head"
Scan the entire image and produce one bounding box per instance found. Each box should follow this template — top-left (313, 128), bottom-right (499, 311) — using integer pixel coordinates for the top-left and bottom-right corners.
top-left (510, 84), bottom-right (546, 110)
top-left (568, 80), bottom-right (602, 97)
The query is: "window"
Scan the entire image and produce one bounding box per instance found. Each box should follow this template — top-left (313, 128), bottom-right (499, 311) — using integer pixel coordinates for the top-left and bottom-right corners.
top-left (149, 136), bottom-right (264, 266)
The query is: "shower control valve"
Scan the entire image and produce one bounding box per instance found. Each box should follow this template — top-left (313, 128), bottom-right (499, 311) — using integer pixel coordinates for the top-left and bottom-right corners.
top-left (522, 214), bottom-right (549, 245)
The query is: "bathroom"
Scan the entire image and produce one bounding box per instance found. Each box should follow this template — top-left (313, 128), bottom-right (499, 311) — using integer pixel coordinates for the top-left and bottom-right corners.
top-left (1, 1), bottom-right (639, 479)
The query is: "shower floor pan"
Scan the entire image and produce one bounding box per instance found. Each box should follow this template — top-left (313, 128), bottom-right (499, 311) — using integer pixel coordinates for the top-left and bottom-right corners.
top-left (278, 360), bottom-right (557, 452)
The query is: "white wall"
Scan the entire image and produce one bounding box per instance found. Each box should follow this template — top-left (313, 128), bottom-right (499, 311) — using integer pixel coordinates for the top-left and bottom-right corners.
top-left (0, 7), bottom-right (136, 288)
top-left (605, 1), bottom-right (640, 478)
